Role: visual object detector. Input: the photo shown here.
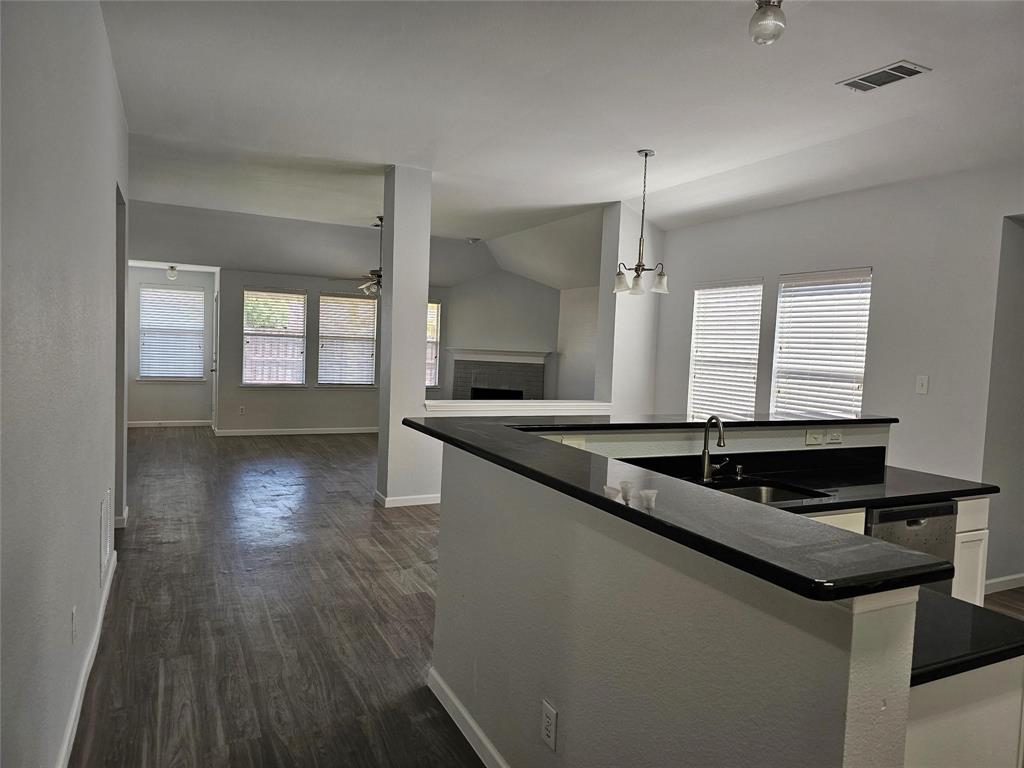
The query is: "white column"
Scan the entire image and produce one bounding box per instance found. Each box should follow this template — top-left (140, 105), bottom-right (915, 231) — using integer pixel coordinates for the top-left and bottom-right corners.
top-left (594, 201), bottom-right (663, 415)
top-left (376, 165), bottom-right (441, 506)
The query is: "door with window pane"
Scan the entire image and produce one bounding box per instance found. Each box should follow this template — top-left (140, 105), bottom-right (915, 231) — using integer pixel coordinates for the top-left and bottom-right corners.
top-left (139, 285), bottom-right (206, 379)
top-left (242, 289), bottom-right (307, 385)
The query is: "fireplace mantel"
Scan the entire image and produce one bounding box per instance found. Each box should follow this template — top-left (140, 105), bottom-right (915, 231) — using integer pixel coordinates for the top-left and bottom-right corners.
top-left (447, 348), bottom-right (551, 366)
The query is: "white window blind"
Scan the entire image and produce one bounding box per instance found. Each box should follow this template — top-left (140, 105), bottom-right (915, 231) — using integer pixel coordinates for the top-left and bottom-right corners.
top-left (426, 302), bottom-right (441, 387)
top-left (687, 281), bottom-right (763, 420)
top-left (770, 268), bottom-right (873, 419)
top-left (242, 289), bottom-right (307, 385)
top-left (139, 285), bottom-right (205, 379)
top-left (318, 294), bottom-right (377, 385)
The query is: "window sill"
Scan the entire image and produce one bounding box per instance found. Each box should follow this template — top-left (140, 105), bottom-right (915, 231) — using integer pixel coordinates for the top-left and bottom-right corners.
top-left (136, 377), bottom-right (207, 383)
top-left (239, 383), bottom-right (308, 389)
top-left (314, 384), bottom-right (378, 390)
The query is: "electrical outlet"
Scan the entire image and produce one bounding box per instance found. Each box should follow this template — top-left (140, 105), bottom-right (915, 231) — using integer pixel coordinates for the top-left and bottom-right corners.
top-left (238, 405), bottom-right (246, 415)
top-left (541, 699), bottom-right (557, 751)
top-left (805, 429), bottom-right (825, 446)
top-left (826, 429), bottom-right (843, 445)
top-left (915, 375), bottom-right (930, 395)
top-left (71, 606), bottom-right (77, 645)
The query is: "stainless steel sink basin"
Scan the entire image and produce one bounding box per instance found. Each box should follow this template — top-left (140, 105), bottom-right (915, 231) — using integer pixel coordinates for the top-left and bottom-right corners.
top-left (714, 484), bottom-right (823, 504)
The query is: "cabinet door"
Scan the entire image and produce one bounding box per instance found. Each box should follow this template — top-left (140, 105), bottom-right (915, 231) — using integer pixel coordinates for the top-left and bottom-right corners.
top-left (952, 530), bottom-right (989, 606)
top-left (808, 509), bottom-right (866, 535)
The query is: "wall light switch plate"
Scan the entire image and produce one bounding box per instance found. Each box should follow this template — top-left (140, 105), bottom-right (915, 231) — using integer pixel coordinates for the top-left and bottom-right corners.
top-left (915, 375), bottom-right (930, 395)
top-left (805, 429), bottom-right (825, 446)
top-left (826, 429), bottom-right (843, 445)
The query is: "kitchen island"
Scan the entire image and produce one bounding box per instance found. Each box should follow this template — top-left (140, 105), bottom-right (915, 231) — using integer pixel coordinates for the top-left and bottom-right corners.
top-left (405, 413), bottom-right (1021, 768)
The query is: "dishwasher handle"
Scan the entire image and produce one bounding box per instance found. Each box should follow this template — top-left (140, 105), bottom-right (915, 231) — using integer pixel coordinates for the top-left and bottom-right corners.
top-left (867, 501), bottom-right (956, 529)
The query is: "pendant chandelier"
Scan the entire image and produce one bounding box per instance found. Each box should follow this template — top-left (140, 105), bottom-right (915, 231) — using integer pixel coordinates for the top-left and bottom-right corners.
top-left (613, 149), bottom-right (668, 296)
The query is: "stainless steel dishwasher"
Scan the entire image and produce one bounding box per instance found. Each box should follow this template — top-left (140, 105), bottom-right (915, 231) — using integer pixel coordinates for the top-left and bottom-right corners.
top-left (866, 501), bottom-right (957, 594)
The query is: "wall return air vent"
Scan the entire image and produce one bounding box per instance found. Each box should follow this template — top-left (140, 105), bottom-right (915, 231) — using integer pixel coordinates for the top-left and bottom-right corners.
top-left (837, 60), bottom-right (931, 92)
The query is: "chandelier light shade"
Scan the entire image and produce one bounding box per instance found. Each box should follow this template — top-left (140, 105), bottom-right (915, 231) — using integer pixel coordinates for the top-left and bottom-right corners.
top-left (749, 0), bottom-right (786, 45)
top-left (613, 149), bottom-right (668, 296)
top-left (166, 265), bottom-right (178, 281)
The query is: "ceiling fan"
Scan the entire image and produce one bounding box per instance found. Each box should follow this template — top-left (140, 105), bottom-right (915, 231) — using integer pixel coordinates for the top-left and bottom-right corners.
top-left (357, 215), bottom-right (384, 296)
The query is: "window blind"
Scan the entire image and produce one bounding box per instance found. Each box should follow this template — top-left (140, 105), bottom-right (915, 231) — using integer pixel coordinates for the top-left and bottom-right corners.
top-left (770, 268), bottom-right (873, 419)
top-left (242, 289), bottom-right (307, 385)
top-left (318, 294), bottom-right (377, 384)
top-left (687, 281), bottom-right (763, 420)
top-left (426, 302), bottom-right (441, 387)
top-left (139, 286), bottom-right (205, 378)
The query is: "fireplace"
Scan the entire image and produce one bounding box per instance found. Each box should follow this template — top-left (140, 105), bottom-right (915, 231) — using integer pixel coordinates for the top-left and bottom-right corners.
top-left (471, 386), bottom-right (524, 400)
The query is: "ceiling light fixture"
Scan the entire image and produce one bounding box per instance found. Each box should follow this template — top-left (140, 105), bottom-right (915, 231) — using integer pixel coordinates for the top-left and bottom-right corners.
top-left (613, 150), bottom-right (668, 296)
top-left (166, 265), bottom-right (178, 281)
top-left (749, 0), bottom-right (786, 46)
top-left (359, 216), bottom-right (384, 296)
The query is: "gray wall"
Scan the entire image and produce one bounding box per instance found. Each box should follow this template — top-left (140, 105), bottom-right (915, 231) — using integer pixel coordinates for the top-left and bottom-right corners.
top-left (1, 3), bottom-right (129, 765)
top-left (217, 269), bottom-right (378, 432)
top-left (555, 286), bottom-right (598, 400)
top-left (428, 270), bottom-right (561, 399)
top-left (127, 266), bottom-right (215, 424)
top-left (983, 217), bottom-right (1024, 581)
top-left (653, 164), bottom-right (1024, 482)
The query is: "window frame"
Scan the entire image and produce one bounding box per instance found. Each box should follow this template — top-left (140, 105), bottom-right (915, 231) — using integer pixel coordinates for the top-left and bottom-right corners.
top-left (426, 301), bottom-right (442, 388)
top-left (241, 287), bottom-right (308, 387)
top-left (137, 283), bottom-right (207, 382)
top-left (686, 278), bottom-right (764, 421)
top-left (769, 267), bottom-right (873, 419)
top-left (316, 292), bottom-right (379, 387)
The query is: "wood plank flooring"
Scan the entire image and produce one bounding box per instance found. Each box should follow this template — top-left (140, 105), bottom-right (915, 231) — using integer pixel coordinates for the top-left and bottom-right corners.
top-left (69, 427), bottom-right (482, 768)
top-left (985, 587), bottom-right (1024, 621)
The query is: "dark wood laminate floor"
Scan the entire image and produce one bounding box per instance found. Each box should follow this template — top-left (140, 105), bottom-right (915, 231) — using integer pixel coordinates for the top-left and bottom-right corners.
top-left (69, 427), bottom-right (482, 768)
top-left (986, 587), bottom-right (1024, 621)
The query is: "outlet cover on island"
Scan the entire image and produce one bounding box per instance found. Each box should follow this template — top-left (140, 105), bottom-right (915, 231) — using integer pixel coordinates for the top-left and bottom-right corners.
top-left (826, 429), bottom-right (843, 445)
top-left (239, 405), bottom-right (246, 415)
top-left (541, 699), bottom-right (557, 751)
top-left (916, 375), bottom-right (930, 395)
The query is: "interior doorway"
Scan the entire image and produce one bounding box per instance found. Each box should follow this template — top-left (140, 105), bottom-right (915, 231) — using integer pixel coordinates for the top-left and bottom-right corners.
top-left (114, 187), bottom-right (128, 528)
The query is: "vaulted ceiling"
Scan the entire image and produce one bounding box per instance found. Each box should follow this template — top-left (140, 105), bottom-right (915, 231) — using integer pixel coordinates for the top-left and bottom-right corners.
top-left (103, 1), bottom-right (1023, 277)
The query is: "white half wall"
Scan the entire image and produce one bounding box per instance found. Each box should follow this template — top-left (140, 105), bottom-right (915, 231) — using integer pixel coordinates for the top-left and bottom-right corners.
top-left (1, 3), bottom-right (128, 764)
top-left (127, 266), bottom-right (215, 423)
top-left (653, 164), bottom-right (1024, 480)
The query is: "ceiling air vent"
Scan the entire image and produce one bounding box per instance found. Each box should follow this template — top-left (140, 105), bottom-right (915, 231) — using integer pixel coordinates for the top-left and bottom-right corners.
top-left (837, 60), bottom-right (931, 93)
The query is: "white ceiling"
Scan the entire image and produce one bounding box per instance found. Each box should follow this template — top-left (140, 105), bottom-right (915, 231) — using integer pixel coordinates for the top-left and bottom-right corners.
top-left (103, 1), bottom-right (1024, 241)
top-left (488, 208), bottom-right (605, 289)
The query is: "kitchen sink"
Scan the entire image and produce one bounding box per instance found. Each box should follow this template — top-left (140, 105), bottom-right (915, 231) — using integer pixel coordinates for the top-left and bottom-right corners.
top-left (689, 478), bottom-right (829, 504)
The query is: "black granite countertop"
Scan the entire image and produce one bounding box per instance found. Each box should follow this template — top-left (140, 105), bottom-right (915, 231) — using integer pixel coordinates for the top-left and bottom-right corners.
top-left (510, 412), bottom-right (898, 431)
top-left (403, 415), bottom-right (953, 601)
top-left (912, 590), bottom-right (1024, 685)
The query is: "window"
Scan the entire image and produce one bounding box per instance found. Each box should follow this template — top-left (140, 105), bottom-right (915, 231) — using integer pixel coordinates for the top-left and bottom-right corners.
top-left (426, 302), bottom-right (441, 387)
top-left (687, 281), bottom-right (763, 420)
top-left (242, 289), bottom-right (307, 385)
top-left (318, 294), bottom-right (377, 385)
top-left (139, 285), bottom-right (205, 379)
top-left (770, 268), bottom-right (873, 419)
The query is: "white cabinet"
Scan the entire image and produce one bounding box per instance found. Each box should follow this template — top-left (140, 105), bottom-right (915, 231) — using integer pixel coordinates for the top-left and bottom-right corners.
top-left (952, 529), bottom-right (989, 606)
top-left (807, 508), bottom-right (866, 534)
top-left (952, 498), bottom-right (990, 607)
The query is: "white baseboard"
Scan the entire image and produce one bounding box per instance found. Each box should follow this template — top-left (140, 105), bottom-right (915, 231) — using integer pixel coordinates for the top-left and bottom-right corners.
top-left (128, 420), bottom-right (211, 428)
top-left (114, 505), bottom-right (128, 529)
top-left (374, 490), bottom-right (441, 507)
top-left (427, 667), bottom-right (511, 768)
top-left (986, 573), bottom-right (1024, 594)
top-left (56, 551), bottom-right (117, 768)
top-left (213, 426), bottom-right (378, 437)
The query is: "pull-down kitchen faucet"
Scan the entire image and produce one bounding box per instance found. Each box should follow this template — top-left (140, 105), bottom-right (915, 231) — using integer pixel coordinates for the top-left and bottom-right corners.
top-left (701, 415), bottom-right (727, 482)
